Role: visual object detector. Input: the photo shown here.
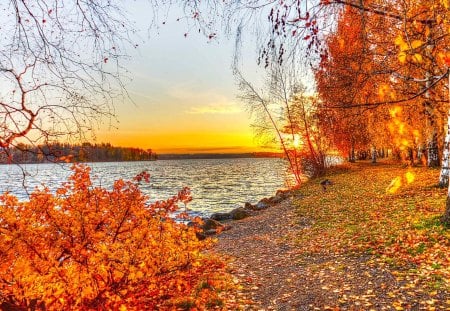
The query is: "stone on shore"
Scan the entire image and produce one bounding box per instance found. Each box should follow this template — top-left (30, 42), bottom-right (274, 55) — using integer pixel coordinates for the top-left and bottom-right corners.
top-left (275, 189), bottom-right (292, 198)
top-left (243, 190), bottom-right (294, 211)
top-left (196, 218), bottom-right (231, 240)
top-left (210, 212), bottom-right (232, 221)
top-left (230, 207), bottom-right (251, 220)
top-left (244, 202), bottom-right (254, 209)
top-left (255, 199), bottom-right (271, 210)
top-left (201, 218), bottom-right (225, 231)
top-left (268, 195), bottom-right (284, 204)
top-left (200, 188), bottom-right (296, 240)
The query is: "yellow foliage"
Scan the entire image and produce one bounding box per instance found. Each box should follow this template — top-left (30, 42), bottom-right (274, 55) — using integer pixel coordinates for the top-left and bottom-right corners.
top-left (387, 171), bottom-right (416, 194)
top-left (395, 37), bottom-right (424, 64)
top-left (389, 106), bottom-right (402, 118)
top-left (387, 176), bottom-right (402, 194)
top-left (411, 40), bottom-right (423, 49)
top-left (398, 52), bottom-right (407, 63)
top-left (405, 171), bottom-right (415, 184)
top-left (412, 53), bottom-right (423, 63)
top-left (379, 84), bottom-right (396, 100)
top-left (394, 35), bottom-right (405, 47)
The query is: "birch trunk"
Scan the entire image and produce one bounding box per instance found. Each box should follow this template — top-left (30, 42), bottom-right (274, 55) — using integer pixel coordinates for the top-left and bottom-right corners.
top-left (442, 70), bottom-right (450, 223)
top-left (424, 32), bottom-right (440, 167)
top-left (439, 113), bottom-right (450, 187)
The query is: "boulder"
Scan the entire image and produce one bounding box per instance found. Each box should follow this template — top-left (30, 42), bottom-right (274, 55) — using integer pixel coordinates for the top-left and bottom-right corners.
top-left (204, 229), bottom-right (220, 236)
top-left (255, 199), bottom-right (270, 210)
top-left (244, 201), bottom-right (266, 211)
top-left (244, 202), bottom-right (254, 209)
top-left (196, 218), bottom-right (232, 240)
top-left (275, 189), bottom-right (293, 199)
top-left (230, 207), bottom-right (250, 220)
top-left (268, 195), bottom-right (284, 204)
top-left (210, 212), bottom-right (232, 221)
top-left (201, 218), bottom-right (224, 231)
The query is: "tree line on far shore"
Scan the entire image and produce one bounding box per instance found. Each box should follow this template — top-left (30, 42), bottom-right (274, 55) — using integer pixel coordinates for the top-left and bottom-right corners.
top-left (0, 142), bottom-right (156, 164)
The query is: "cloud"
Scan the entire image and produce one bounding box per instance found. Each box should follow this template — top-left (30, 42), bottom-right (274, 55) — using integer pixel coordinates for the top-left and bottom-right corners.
top-left (187, 102), bottom-right (242, 115)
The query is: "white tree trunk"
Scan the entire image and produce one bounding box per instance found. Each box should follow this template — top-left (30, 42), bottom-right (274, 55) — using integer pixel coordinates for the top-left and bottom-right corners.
top-left (439, 112), bottom-right (450, 187)
top-left (425, 34), bottom-right (440, 167)
top-left (442, 70), bottom-right (450, 223)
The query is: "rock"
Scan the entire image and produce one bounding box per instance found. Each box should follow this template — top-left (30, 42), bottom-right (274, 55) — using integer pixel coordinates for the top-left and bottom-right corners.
top-left (268, 195), bottom-right (283, 204)
top-left (204, 229), bottom-right (220, 236)
top-left (244, 202), bottom-right (254, 209)
top-left (255, 199), bottom-right (270, 210)
top-left (230, 207), bottom-right (250, 220)
top-left (201, 218), bottom-right (224, 231)
top-left (275, 189), bottom-right (293, 199)
top-left (243, 201), bottom-right (266, 211)
top-left (210, 212), bottom-right (232, 221)
top-left (196, 218), bottom-right (232, 240)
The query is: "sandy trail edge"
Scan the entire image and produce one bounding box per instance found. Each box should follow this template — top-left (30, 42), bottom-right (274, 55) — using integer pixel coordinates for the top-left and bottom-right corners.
top-left (212, 198), bottom-right (444, 310)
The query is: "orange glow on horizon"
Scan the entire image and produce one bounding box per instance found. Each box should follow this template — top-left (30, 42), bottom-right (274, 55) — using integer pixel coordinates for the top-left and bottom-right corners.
top-left (95, 129), bottom-right (277, 154)
top-left (93, 95), bottom-right (275, 154)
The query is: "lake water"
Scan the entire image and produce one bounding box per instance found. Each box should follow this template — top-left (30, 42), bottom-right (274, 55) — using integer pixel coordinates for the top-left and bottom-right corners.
top-left (0, 158), bottom-right (290, 217)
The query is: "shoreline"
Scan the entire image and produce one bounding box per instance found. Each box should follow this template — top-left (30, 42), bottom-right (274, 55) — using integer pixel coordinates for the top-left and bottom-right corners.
top-left (209, 161), bottom-right (450, 309)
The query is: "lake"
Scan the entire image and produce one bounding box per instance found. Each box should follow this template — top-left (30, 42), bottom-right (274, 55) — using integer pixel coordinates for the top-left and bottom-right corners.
top-left (0, 158), bottom-right (290, 217)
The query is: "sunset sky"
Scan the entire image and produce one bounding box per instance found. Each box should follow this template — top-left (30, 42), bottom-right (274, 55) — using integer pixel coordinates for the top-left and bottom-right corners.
top-left (95, 3), bottom-right (265, 154)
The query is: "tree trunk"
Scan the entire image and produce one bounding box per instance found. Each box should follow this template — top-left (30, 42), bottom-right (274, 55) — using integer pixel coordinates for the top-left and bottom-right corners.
top-left (424, 30), bottom-right (440, 168)
top-left (371, 147), bottom-right (377, 163)
top-left (349, 144), bottom-right (356, 162)
top-left (427, 136), bottom-right (440, 167)
top-left (425, 100), bottom-right (440, 167)
top-left (440, 73), bottom-right (450, 187)
top-left (442, 70), bottom-right (450, 223)
top-left (439, 117), bottom-right (450, 187)
top-left (443, 196), bottom-right (450, 224)
top-left (408, 148), bottom-right (416, 166)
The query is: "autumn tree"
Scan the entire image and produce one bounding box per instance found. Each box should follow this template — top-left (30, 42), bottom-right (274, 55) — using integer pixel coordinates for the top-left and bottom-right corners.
top-left (288, 92), bottom-right (330, 175)
top-left (0, 165), bottom-right (230, 310)
top-left (172, 0), bottom-right (448, 159)
top-left (314, 6), bottom-right (375, 162)
top-left (235, 51), bottom-right (330, 184)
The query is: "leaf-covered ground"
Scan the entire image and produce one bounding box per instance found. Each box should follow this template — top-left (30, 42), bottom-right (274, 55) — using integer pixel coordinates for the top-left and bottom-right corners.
top-left (215, 160), bottom-right (450, 310)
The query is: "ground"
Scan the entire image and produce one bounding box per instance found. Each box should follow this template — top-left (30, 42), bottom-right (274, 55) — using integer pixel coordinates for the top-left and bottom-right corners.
top-left (214, 161), bottom-right (450, 310)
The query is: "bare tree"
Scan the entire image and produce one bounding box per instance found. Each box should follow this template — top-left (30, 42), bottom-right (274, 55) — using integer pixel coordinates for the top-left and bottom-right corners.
top-left (235, 49), bottom-right (329, 185)
top-left (0, 1), bottom-right (135, 155)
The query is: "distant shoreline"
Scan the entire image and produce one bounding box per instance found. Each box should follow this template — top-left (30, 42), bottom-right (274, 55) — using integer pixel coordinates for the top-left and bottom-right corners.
top-left (156, 152), bottom-right (283, 160)
top-left (0, 152), bottom-right (284, 165)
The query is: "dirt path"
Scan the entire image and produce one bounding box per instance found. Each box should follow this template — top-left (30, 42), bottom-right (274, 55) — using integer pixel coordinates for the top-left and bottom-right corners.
top-left (214, 198), bottom-right (449, 310)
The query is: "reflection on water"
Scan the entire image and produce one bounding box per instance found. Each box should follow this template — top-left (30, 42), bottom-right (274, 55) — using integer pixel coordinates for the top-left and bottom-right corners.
top-left (0, 158), bottom-right (289, 217)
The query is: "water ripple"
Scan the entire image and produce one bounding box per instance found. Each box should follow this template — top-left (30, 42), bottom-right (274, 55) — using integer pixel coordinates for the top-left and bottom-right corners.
top-left (0, 158), bottom-right (289, 217)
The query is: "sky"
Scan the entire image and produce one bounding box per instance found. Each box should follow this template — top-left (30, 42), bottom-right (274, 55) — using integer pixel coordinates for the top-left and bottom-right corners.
top-left (94, 2), bottom-right (266, 154)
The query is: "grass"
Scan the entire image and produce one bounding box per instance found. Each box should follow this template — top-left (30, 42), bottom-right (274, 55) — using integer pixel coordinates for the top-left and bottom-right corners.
top-left (292, 159), bottom-right (450, 291)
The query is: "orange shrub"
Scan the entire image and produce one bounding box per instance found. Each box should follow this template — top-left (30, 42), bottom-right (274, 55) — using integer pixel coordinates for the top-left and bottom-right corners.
top-left (0, 165), bottom-right (229, 310)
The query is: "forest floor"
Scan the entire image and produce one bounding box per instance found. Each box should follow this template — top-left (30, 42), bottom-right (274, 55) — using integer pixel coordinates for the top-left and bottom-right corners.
top-left (214, 160), bottom-right (450, 310)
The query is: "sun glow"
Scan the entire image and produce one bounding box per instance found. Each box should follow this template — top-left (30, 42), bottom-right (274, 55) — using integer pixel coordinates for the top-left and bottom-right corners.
top-left (386, 171), bottom-right (416, 194)
top-left (388, 105), bottom-right (421, 153)
top-left (293, 135), bottom-right (301, 148)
